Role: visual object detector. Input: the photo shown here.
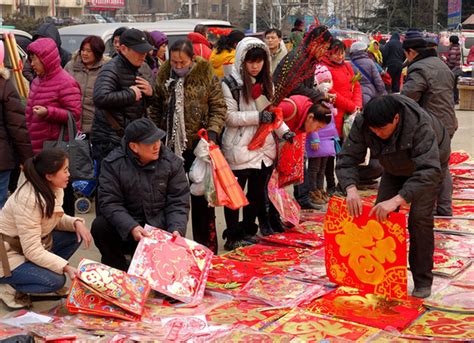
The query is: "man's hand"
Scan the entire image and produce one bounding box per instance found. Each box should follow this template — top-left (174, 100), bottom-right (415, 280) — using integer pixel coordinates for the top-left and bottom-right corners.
top-left (32, 105), bottom-right (48, 118)
top-left (369, 195), bottom-right (406, 222)
top-left (346, 185), bottom-right (363, 217)
top-left (135, 76), bottom-right (153, 96)
top-left (172, 231), bottom-right (181, 237)
top-left (130, 85), bottom-right (142, 101)
top-left (131, 225), bottom-right (150, 241)
top-left (311, 142), bottom-right (320, 151)
top-left (74, 220), bottom-right (93, 249)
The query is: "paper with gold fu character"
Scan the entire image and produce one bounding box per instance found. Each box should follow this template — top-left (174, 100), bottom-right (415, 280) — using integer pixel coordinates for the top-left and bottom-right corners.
top-left (324, 197), bottom-right (408, 300)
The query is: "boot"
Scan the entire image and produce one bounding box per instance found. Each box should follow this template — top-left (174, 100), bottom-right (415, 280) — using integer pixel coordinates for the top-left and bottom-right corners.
top-left (310, 190), bottom-right (326, 205)
top-left (0, 284), bottom-right (30, 309)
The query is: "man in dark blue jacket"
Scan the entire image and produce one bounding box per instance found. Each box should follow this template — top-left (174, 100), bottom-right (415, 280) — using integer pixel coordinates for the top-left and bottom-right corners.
top-left (91, 118), bottom-right (190, 271)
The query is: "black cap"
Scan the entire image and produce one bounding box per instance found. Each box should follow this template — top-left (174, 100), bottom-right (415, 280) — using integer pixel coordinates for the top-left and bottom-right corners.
top-left (124, 118), bottom-right (166, 144)
top-left (120, 28), bottom-right (153, 53)
top-left (402, 29), bottom-right (427, 49)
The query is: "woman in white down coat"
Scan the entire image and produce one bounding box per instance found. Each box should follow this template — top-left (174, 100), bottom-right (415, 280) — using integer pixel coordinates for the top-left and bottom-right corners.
top-left (221, 37), bottom-right (293, 250)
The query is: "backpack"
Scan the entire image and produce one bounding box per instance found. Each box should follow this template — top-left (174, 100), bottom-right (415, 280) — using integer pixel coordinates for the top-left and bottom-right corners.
top-left (222, 75), bottom-right (241, 109)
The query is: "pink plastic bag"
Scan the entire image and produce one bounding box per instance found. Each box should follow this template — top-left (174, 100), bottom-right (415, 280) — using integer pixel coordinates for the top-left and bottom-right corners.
top-left (267, 170), bottom-right (300, 227)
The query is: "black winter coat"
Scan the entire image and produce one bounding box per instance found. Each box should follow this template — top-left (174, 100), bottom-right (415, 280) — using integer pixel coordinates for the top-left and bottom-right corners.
top-left (91, 53), bottom-right (154, 161)
top-left (98, 141), bottom-right (190, 240)
top-left (0, 68), bottom-right (33, 171)
top-left (382, 33), bottom-right (404, 68)
top-left (336, 95), bottom-right (450, 203)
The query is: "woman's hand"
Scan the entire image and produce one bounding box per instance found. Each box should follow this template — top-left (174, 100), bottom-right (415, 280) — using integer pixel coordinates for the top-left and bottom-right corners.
top-left (74, 220), bottom-right (93, 249)
top-left (32, 105), bottom-right (48, 118)
top-left (63, 264), bottom-right (77, 280)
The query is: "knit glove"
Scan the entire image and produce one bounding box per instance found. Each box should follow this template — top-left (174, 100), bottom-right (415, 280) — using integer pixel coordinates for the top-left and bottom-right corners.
top-left (283, 131), bottom-right (296, 143)
top-left (259, 110), bottom-right (276, 124)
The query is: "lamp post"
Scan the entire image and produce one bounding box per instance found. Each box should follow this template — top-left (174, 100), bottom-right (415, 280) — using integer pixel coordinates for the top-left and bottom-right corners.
top-left (253, 0), bottom-right (257, 33)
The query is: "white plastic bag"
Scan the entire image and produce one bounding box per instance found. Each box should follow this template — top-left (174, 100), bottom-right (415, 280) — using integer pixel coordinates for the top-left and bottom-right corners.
top-left (189, 138), bottom-right (211, 196)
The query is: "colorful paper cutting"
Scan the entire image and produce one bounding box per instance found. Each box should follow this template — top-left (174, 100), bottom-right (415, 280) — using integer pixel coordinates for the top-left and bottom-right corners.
top-left (305, 287), bottom-right (425, 331)
top-left (324, 197), bottom-right (408, 299)
top-left (259, 231), bottom-right (324, 248)
top-left (434, 218), bottom-right (474, 236)
top-left (432, 251), bottom-right (472, 278)
top-left (424, 285), bottom-right (474, 313)
top-left (264, 309), bottom-right (380, 342)
top-left (128, 226), bottom-right (213, 304)
top-left (403, 310), bottom-right (474, 340)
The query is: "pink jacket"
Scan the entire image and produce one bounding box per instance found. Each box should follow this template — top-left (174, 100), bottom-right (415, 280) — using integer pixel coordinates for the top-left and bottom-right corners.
top-left (26, 38), bottom-right (81, 153)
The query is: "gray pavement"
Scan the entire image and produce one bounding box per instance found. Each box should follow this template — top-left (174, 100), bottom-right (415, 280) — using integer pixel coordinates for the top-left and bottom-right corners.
top-left (1, 107), bottom-right (473, 315)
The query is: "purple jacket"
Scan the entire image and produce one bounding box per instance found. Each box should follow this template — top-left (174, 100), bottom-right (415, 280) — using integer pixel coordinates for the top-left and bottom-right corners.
top-left (350, 50), bottom-right (386, 106)
top-left (26, 38), bottom-right (82, 153)
top-left (306, 107), bottom-right (339, 158)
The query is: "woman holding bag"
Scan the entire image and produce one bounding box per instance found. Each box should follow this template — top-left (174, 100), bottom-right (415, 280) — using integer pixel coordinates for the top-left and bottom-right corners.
top-left (0, 149), bottom-right (92, 309)
top-left (221, 37), bottom-right (293, 250)
top-left (25, 37), bottom-right (82, 216)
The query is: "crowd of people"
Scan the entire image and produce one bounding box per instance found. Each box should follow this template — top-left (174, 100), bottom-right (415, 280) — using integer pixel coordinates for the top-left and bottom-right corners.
top-left (0, 21), bottom-right (461, 308)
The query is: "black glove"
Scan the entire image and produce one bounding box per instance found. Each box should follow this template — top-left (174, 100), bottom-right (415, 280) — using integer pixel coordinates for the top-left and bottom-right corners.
top-left (283, 131), bottom-right (296, 143)
top-left (207, 130), bottom-right (219, 144)
top-left (259, 110), bottom-right (276, 124)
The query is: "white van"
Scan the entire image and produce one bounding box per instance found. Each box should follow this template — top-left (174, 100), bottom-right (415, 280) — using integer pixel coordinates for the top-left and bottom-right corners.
top-left (59, 19), bottom-right (234, 55)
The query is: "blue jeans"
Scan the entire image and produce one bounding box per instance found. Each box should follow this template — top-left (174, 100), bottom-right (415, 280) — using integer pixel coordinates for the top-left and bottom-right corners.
top-left (0, 170), bottom-right (11, 208)
top-left (0, 231), bottom-right (81, 293)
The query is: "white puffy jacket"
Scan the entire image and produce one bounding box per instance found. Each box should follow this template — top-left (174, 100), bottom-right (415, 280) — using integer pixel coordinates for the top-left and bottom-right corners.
top-left (221, 37), bottom-right (289, 171)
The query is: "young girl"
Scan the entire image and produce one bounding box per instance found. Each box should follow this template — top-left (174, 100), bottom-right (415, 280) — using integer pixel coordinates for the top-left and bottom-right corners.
top-left (306, 65), bottom-right (339, 205)
top-left (0, 149), bottom-right (92, 309)
top-left (221, 37), bottom-right (292, 250)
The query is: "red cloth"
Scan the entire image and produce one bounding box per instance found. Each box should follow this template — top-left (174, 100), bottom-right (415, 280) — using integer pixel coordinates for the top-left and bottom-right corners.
top-left (187, 32), bottom-right (212, 60)
top-left (467, 46), bottom-right (474, 64)
top-left (322, 58), bottom-right (362, 136)
top-left (26, 38), bottom-right (82, 153)
top-left (278, 95), bottom-right (313, 134)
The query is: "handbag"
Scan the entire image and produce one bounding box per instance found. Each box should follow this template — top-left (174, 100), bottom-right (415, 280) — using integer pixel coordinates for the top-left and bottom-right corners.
top-left (43, 112), bottom-right (94, 180)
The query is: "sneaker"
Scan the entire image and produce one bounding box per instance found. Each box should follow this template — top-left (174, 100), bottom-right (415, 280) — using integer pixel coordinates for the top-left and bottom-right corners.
top-left (309, 190), bottom-right (327, 205)
top-left (412, 287), bottom-right (431, 299)
top-left (299, 201), bottom-right (323, 211)
top-left (0, 284), bottom-right (29, 309)
top-left (224, 239), bottom-right (252, 251)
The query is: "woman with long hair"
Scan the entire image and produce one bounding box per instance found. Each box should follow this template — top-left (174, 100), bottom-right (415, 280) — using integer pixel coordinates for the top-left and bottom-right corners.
top-left (0, 149), bottom-right (92, 309)
top-left (209, 30), bottom-right (245, 78)
top-left (221, 37), bottom-right (293, 250)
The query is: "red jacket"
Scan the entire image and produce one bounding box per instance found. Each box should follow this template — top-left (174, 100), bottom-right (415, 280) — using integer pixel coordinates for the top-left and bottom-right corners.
top-left (279, 95), bottom-right (313, 134)
top-left (468, 46), bottom-right (474, 64)
top-left (187, 32), bottom-right (212, 60)
top-left (26, 38), bottom-right (82, 153)
top-left (322, 58), bottom-right (362, 136)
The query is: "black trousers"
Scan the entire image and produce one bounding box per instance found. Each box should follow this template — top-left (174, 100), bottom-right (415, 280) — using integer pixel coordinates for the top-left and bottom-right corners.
top-left (223, 164), bottom-right (273, 241)
top-left (63, 182), bottom-right (75, 216)
top-left (183, 149), bottom-right (217, 254)
top-left (387, 64), bottom-right (403, 93)
top-left (91, 215), bottom-right (138, 271)
top-left (376, 172), bottom-right (437, 288)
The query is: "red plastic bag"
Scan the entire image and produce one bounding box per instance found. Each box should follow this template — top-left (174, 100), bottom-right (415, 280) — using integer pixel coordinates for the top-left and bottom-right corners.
top-left (381, 72), bottom-right (392, 86)
top-left (276, 133), bottom-right (306, 188)
top-left (199, 129), bottom-right (249, 210)
top-left (268, 170), bottom-right (301, 227)
top-left (248, 107), bottom-right (283, 151)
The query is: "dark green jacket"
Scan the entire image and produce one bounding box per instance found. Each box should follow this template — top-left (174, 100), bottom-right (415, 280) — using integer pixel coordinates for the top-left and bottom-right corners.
top-left (336, 95), bottom-right (450, 203)
top-left (151, 57), bottom-right (227, 149)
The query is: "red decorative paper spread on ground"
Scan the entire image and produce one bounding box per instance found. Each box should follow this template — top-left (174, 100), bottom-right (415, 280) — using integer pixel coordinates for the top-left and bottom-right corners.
top-left (324, 197), bottom-right (408, 299)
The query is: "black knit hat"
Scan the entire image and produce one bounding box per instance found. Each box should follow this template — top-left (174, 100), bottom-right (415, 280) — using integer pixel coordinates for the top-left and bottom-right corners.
top-left (403, 29), bottom-right (427, 50)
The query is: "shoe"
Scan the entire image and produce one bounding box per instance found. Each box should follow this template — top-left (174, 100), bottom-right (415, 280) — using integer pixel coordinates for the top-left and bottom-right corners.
top-left (0, 284), bottom-right (30, 309)
top-left (412, 287), bottom-right (431, 299)
top-left (224, 239), bottom-right (252, 251)
top-left (299, 201), bottom-right (323, 211)
top-left (29, 286), bottom-right (69, 301)
top-left (243, 235), bottom-right (258, 244)
top-left (327, 187), bottom-right (337, 196)
top-left (321, 190), bottom-right (330, 202)
top-left (309, 190), bottom-right (327, 205)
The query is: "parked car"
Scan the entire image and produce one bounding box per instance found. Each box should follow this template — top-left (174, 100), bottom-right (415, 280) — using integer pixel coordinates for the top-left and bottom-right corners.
top-left (115, 14), bottom-right (136, 23)
top-left (59, 19), bottom-right (234, 55)
top-left (104, 17), bottom-right (116, 23)
top-left (63, 17), bottom-right (84, 26)
top-left (44, 16), bottom-right (64, 26)
top-left (80, 14), bottom-right (107, 24)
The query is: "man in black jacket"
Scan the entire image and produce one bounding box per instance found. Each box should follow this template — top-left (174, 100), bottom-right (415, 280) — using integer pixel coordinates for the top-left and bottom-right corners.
top-left (336, 94), bottom-right (450, 299)
top-left (91, 118), bottom-right (190, 271)
top-left (91, 28), bottom-right (154, 165)
top-left (382, 32), bottom-right (404, 92)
